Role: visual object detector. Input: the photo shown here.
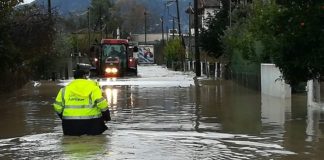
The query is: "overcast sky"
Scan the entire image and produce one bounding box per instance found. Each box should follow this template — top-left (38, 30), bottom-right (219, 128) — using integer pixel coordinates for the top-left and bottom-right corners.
top-left (22, 0), bottom-right (35, 4)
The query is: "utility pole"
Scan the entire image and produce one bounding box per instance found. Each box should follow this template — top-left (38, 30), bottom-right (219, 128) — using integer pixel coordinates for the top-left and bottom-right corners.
top-left (46, 0), bottom-right (52, 79)
top-left (88, 7), bottom-right (91, 53)
top-left (105, 26), bottom-right (108, 38)
top-left (194, 0), bottom-right (201, 76)
top-left (172, 16), bottom-right (175, 39)
top-left (229, 0), bottom-right (232, 27)
top-left (175, 0), bottom-right (185, 47)
top-left (188, 2), bottom-right (192, 60)
top-left (166, 4), bottom-right (170, 41)
top-left (48, 0), bottom-right (51, 18)
top-left (160, 16), bottom-right (164, 45)
top-left (166, 25), bottom-right (169, 41)
top-left (144, 9), bottom-right (147, 44)
top-left (99, 6), bottom-right (103, 39)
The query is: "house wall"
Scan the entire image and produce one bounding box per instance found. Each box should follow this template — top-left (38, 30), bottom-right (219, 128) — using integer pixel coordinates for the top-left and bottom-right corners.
top-left (202, 8), bottom-right (219, 29)
top-left (261, 63), bottom-right (291, 98)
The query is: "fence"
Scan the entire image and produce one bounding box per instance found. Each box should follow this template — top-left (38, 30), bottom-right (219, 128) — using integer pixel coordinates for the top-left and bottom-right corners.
top-left (167, 60), bottom-right (260, 90)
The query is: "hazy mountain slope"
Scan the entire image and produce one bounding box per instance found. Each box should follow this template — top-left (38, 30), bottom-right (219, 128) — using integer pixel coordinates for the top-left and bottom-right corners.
top-left (34, 0), bottom-right (90, 15)
top-left (33, 0), bottom-right (191, 32)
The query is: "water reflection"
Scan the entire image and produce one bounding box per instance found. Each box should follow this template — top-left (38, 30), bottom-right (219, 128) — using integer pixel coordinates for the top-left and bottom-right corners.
top-left (306, 106), bottom-right (321, 142)
top-left (103, 87), bottom-right (118, 107)
top-left (2, 78), bottom-right (324, 159)
top-left (197, 80), bottom-right (261, 134)
top-left (0, 81), bottom-right (60, 139)
top-left (0, 133), bottom-right (112, 160)
top-left (103, 80), bottom-right (296, 159)
top-left (261, 95), bottom-right (291, 126)
top-left (61, 135), bottom-right (110, 159)
top-left (261, 94), bottom-right (291, 141)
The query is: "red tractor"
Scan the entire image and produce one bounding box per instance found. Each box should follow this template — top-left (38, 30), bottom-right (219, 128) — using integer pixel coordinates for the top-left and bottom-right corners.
top-left (89, 39), bottom-right (138, 77)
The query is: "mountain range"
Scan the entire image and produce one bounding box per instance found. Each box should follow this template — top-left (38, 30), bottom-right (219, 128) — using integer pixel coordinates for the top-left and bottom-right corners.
top-left (33, 0), bottom-right (192, 32)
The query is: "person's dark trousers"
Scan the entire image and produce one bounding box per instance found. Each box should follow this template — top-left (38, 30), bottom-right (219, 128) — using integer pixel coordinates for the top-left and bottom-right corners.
top-left (62, 118), bottom-right (108, 136)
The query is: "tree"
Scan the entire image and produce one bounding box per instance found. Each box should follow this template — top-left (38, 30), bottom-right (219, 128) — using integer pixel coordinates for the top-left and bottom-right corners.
top-left (114, 0), bottom-right (145, 34)
top-left (164, 38), bottom-right (185, 62)
top-left (90, 0), bottom-right (121, 37)
top-left (0, 0), bottom-right (23, 70)
top-left (222, 1), bottom-right (278, 64)
top-left (0, 1), bottom-right (58, 89)
top-left (0, 0), bottom-right (23, 18)
top-left (223, 0), bottom-right (324, 85)
top-left (1, 3), bottom-right (57, 78)
top-left (268, 1), bottom-right (324, 85)
top-left (200, 0), bottom-right (229, 58)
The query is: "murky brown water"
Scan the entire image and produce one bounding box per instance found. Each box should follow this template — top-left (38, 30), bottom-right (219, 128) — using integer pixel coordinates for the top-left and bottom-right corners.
top-left (0, 70), bottom-right (323, 159)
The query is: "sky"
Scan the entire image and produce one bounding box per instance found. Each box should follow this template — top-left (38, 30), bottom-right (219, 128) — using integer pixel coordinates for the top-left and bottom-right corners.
top-left (22, 0), bottom-right (35, 4)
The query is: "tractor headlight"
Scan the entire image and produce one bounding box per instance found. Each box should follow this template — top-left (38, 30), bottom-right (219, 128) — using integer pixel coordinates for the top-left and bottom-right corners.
top-left (111, 68), bottom-right (118, 73)
top-left (105, 67), bottom-right (118, 74)
top-left (105, 68), bottom-right (112, 73)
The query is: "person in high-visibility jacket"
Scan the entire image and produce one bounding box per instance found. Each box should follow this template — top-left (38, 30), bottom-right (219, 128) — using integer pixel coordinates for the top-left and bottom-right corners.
top-left (53, 69), bottom-right (111, 136)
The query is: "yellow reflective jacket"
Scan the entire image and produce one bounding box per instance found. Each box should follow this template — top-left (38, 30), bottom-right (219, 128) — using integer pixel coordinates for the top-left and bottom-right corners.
top-left (53, 79), bottom-right (108, 120)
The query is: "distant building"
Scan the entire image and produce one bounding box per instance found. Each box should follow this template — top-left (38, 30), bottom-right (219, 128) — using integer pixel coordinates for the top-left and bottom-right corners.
top-left (187, 0), bottom-right (221, 35)
top-left (168, 29), bottom-right (179, 37)
top-left (131, 33), bottom-right (168, 44)
top-left (199, 0), bottom-right (222, 29)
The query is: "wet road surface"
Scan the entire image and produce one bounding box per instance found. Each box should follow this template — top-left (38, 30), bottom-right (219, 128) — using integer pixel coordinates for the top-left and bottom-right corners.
top-left (0, 65), bottom-right (323, 159)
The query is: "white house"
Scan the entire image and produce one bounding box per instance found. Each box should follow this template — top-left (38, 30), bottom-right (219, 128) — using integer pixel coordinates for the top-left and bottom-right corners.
top-left (199, 0), bottom-right (222, 29)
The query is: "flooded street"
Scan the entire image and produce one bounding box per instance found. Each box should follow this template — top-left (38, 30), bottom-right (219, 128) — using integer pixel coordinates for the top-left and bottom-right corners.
top-left (0, 65), bottom-right (323, 159)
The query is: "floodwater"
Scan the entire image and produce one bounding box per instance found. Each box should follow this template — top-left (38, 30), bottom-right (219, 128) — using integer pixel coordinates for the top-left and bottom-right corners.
top-left (0, 65), bottom-right (323, 160)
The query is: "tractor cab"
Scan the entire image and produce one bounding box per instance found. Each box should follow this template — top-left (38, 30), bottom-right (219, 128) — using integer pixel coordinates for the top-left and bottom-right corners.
top-left (101, 43), bottom-right (127, 77)
top-left (89, 39), bottom-right (137, 78)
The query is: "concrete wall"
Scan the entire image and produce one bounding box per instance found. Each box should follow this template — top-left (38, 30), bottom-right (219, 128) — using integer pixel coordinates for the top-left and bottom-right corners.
top-left (261, 63), bottom-right (291, 98)
top-left (307, 80), bottom-right (324, 108)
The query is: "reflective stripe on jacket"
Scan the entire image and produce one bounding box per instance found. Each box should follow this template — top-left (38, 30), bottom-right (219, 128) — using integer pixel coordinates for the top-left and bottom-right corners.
top-left (53, 79), bottom-right (108, 120)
